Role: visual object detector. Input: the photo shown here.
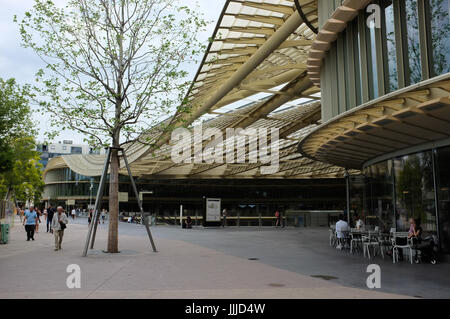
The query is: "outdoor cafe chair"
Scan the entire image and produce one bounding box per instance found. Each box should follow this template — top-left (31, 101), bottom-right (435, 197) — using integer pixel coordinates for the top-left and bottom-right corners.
top-left (336, 227), bottom-right (350, 250)
top-left (392, 232), bottom-right (413, 264)
top-left (329, 227), bottom-right (337, 247)
top-left (363, 231), bottom-right (384, 260)
top-left (350, 228), bottom-right (363, 254)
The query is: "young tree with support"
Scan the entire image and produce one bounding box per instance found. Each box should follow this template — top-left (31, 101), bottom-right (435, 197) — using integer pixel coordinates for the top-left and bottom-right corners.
top-left (17, 0), bottom-right (207, 253)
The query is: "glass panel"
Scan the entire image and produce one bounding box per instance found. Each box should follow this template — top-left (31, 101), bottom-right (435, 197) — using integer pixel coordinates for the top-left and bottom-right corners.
top-left (368, 24), bottom-right (379, 98)
top-left (363, 160), bottom-right (395, 231)
top-left (393, 151), bottom-right (437, 234)
top-left (435, 146), bottom-right (450, 253)
top-left (354, 19), bottom-right (363, 105)
top-left (405, 0), bottom-right (423, 84)
top-left (383, 0), bottom-right (399, 91)
top-left (429, 0), bottom-right (450, 76)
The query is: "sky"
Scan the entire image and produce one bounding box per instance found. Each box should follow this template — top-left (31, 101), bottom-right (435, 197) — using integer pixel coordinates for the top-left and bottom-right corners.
top-left (0, 0), bottom-right (224, 144)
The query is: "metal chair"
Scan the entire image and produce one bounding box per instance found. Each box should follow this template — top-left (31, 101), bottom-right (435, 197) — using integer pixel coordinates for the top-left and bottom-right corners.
top-left (329, 226), bottom-right (337, 247)
top-left (336, 227), bottom-right (350, 250)
top-left (350, 228), bottom-right (363, 254)
top-left (392, 232), bottom-right (413, 264)
top-left (363, 231), bottom-right (384, 259)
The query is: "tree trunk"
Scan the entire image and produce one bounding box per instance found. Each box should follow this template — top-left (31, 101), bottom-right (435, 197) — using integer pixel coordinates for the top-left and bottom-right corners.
top-left (107, 147), bottom-right (120, 253)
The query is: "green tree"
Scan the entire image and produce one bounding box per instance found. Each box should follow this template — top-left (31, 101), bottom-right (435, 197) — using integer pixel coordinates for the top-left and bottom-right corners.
top-left (0, 78), bottom-right (34, 173)
top-left (17, 0), bottom-right (207, 252)
top-left (0, 136), bottom-right (44, 204)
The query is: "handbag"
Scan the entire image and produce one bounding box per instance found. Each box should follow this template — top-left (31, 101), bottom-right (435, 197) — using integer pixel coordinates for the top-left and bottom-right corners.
top-left (59, 221), bottom-right (67, 230)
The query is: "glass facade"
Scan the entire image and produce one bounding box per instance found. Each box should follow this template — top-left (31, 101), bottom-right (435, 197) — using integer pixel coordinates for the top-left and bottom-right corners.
top-left (384, 0), bottom-right (399, 92)
top-left (405, 0), bottom-right (422, 84)
top-left (362, 145), bottom-right (450, 254)
top-left (429, 0), bottom-right (450, 76)
top-left (320, 0), bottom-right (450, 121)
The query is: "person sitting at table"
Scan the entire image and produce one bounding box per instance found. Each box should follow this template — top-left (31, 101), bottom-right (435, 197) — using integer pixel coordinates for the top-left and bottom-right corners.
top-left (409, 218), bottom-right (422, 242)
top-left (335, 214), bottom-right (349, 250)
top-left (185, 216), bottom-right (192, 229)
top-left (353, 213), bottom-right (365, 230)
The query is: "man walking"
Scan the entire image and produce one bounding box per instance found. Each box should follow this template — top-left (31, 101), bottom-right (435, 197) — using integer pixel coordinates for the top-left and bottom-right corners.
top-left (23, 206), bottom-right (38, 241)
top-left (222, 208), bottom-right (227, 227)
top-left (46, 204), bottom-right (55, 233)
top-left (52, 206), bottom-right (68, 251)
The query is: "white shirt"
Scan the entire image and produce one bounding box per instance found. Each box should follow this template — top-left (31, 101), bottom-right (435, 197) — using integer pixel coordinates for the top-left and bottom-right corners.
top-left (356, 219), bottom-right (364, 229)
top-left (52, 213), bottom-right (68, 231)
top-left (71, 209), bottom-right (76, 215)
top-left (336, 220), bottom-right (349, 238)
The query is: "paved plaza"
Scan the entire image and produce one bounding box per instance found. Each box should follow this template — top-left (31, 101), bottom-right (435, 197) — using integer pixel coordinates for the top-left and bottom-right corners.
top-left (1, 216), bottom-right (449, 299)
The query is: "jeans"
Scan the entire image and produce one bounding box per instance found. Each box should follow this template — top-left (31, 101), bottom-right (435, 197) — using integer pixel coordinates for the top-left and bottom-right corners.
top-left (25, 225), bottom-right (35, 240)
top-left (47, 218), bottom-right (53, 232)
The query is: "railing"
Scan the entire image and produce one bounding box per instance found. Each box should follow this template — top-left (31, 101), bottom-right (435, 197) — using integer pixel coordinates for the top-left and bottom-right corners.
top-left (120, 215), bottom-right (289, 227)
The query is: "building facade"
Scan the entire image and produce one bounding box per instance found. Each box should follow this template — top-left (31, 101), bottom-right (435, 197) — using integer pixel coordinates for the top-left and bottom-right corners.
top-left (300, 0), bottom-right (450, 254)
top-left (36, 140), bottom-right (105, 168)
top-left (42, 163), bottom-right (361, 226)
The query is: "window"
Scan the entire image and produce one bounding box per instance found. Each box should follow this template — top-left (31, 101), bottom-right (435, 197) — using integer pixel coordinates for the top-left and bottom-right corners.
top-left (428, 0), bottom-right (450, 77)
top-left (393, 151), bottom-right (436, 233)
top-left (384, 0), bottom-right (399, 91)
top-left (404, 0), bottom-right (422, 84)
top-left (435, 146), bottom-right (450, 253)
top-left (71, 146), bottom-right (83, 154)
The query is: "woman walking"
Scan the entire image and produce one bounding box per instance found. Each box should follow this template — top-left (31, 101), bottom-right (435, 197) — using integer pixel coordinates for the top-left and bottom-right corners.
top-left (52, 206), bottom-right (68, 251)
top-left (35, 208), bottom-right (42, 233)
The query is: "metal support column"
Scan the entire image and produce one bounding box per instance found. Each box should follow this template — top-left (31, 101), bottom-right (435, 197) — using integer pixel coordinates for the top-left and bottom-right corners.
top-left (122, 150), bottom-right (157, 252)
top-left (82, 148), bottom-right (111, 257)
top-left (345, 170), bottom-right (351, 225)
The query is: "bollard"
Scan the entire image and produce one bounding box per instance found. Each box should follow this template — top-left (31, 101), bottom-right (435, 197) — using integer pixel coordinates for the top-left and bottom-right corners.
top-left (259, 214), bottom-right (262, 228)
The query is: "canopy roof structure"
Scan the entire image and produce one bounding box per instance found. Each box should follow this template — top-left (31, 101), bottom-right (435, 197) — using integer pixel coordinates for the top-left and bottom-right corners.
top-left (44, 0), bottom-right (358, 180)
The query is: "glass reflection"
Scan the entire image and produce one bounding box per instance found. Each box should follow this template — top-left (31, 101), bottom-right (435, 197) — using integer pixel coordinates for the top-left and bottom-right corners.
top-left (363, 160), bottom-right (394, 232)
top-left (405, 0), bottom-right (422, 84)
top-left (393, 152), bottom-right (437, 233)
top-left (383, 0), bottom-right (399, 91)
top-left (435, 146), bottom-right (450, 253)
top-left (429, 0), bottom-right (450, 76)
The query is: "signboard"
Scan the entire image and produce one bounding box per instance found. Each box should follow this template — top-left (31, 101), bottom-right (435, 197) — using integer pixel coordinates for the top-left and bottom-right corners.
top-left (206, 198), bottom-right (221, 222)
top-left (66, 199), bottom-right (75, 205)
top-left (118, 192), bottom-right (129, 202)
top-left (139, 191), bottom-right (154, 201)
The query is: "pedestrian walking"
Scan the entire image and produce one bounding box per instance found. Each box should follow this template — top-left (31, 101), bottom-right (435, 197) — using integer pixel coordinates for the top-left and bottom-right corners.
top-left (35, 208), bottom-right (42, 233)
top-left (88, 209), bottom-right (93, 225)
top-left (71, 208), bottom-right (76, 220)
top-left (52, 206), bottom-right (68, 251)
top-left (23, 205), bottom-right (38, 241)
top-left (222, 208), bottom-right (227, 227)
top-left (46, 204), bottom-right (55, 233)
top-left (101, 209), bottom-right (106, 224)
top-left (275, 210), bottom-right (281, 227)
